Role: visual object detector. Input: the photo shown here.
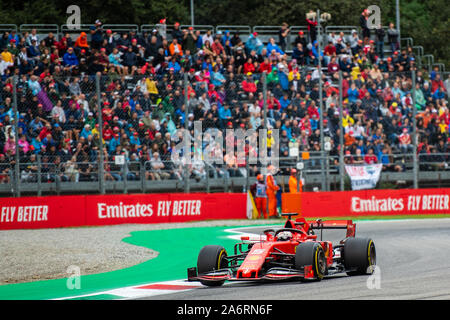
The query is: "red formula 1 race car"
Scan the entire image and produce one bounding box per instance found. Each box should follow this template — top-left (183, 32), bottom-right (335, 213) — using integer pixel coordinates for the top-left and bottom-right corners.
top-left (187, 213), bottom-right (376, 286)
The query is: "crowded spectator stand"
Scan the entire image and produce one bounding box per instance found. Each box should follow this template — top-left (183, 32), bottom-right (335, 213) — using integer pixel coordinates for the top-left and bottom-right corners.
top-left (0, 13), bottom-right (448, 196)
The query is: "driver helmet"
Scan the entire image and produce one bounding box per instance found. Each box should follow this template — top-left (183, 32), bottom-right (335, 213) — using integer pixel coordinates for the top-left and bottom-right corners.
top-left (276, 231), bottom-right (293, 241)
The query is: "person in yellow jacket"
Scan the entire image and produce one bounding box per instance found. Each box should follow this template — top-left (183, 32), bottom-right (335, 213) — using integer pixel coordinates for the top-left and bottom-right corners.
top-left (288, 168), bottom-right (302, 193)
top-left (342, 110), bottom-right (355, 129)
top-left (1, 47), bottom-right (14, 64)
top-left (266, 165), bottom-right (280, 218)
top-left (266, 130), bottom-right (275, 156)
top-left (145, 77), bottom-right (159, 95)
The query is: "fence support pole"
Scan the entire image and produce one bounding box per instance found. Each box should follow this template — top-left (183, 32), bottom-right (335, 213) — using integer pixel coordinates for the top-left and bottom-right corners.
top-left (96, 74), bottom-right (105, 194)
top-left (262, 72), bottom-right (267, 130)
top-left (411, 70), bottom-right (418, 189)
top-left (338, 71), bottom-right (345, 191)
top-left (183, 73), bottom-right (190, 193)
top-left (37, 154), bottom-right (42, 197)
top-left (140, 161), bottom-right (145, 193)
top-left (245, 154), bottom-right (250, 193)
top-left (317, 9), bottom-right (326, 191)
top-left (13, 75), bottom-right (20, 197)
top-left (123, 163), bottom-right (128, 194)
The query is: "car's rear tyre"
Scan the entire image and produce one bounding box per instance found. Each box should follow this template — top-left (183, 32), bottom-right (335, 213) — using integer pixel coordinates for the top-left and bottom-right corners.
top-left (343, 238), bottom-right (376, 276)
top-left (197, 245), bottom-right (228, 286)
top-left (295, 242), bottom-right (327, 281)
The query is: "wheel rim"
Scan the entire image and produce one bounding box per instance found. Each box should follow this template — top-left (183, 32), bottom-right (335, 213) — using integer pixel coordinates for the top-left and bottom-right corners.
top-left (368, 241), bottom-right (376, 267)
top-left (316, 247), bottom-right (326, 277)
top-left (218, 250), bottom-right (228, 270)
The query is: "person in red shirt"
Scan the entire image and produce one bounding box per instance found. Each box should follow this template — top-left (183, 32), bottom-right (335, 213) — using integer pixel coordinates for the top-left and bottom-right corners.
top-left (266, 93), bottom-right (281, 111)
top-left (323, 40), bottom-right (336, 65)
top-left (243, 57), bottom-right (256, 75)
top-left (399, 128), bottom-right (413, 153)
top-left (102, 123), bottom-right (113, 141)
top-left (211, 37), bottom-right (225, 56)
top-left (327, 56), bottom-right (340, 74)
top-left (364, 148), bottom-right (378, 164)
top-left (242, 73), bottom-right (257, 94)
top-left (307, 102), bottom-right (320, 119)
top-left (258, 57), bottom-right (272, 73)
top-left (38, 122), bottom-right (52, 140)
top-left (439, 108), bottom-right (450, 125)
top-left (431, 74), bottom-right (445, 93)
top-left (324, 81), bottom-right (339, 97)
top-left (299, 114), bottom-right (312, 136)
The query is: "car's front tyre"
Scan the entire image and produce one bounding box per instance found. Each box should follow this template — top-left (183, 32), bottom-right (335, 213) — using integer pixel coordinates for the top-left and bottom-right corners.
top-left (197, 245), bottom-right (228, 286)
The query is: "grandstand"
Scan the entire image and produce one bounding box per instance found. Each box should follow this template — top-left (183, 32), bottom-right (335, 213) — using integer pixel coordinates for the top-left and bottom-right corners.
top-left (0, 17), bottom-right (449, 197)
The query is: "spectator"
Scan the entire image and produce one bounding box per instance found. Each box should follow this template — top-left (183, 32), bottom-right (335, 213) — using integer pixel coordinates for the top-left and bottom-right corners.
top-left (387, 22), bottom-right (399, 53)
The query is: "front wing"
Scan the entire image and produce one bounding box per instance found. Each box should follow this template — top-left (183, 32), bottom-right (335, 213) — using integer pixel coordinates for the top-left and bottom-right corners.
top-left (187, 266), bottom-right (316, 283)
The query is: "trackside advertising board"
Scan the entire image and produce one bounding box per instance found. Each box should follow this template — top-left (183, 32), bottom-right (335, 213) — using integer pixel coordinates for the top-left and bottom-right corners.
top-left (300, 188), bottom-right (450, 217)
top-left (0, 193), bottom-right (246, 230)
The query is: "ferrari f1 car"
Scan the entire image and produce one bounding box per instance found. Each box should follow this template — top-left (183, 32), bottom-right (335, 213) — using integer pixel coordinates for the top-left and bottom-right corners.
top-left (187, 213), bottom-right (376, 286)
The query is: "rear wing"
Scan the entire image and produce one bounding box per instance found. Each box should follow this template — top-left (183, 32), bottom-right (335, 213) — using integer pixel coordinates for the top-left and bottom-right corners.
top-left (308, 219), bottom-right (356, 239)
top-left (281, 213), bottom-right (356, 239)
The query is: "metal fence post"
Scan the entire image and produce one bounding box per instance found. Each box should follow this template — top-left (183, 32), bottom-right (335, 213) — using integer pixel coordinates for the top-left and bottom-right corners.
top-left (140, 161), bottom-right (145, 193)
top-left (262, 71), bottom-right (268, 212)
top-left (185, 163), bottom-right (190, 193)
top-left (317, 10), bottom-right (326, 191)
top-left (411, 70), bottom-right (418, 189)
top-left (183, 73), bottom-right (190, 193)
top-left (338, 71), bottom-right (345, 191)
top-left (123, 162), bottom-right (128, 194)
top-left (12, 75), bottom-right (20, 197)
top-left (37, 154), bottom-right (42, 197)
top-left (245, 154), bottom-right (250, 193)
top-left (206, 165), bottom-right (210, 193)
top-left (262, 72), bottom-right (268, 129)
top-left (96, 74), bottom-right (105, 194)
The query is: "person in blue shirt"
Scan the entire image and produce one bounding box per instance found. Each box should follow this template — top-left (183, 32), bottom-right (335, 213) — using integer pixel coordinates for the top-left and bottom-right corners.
top-left (279, 93), bottom-right (291, 112)
top-left (266, 38), bottom-right (285, 56)
top-left (211, 65), bottom-right (226, 87)
top-left (195, 30), bottom-right (203, 49)
top-left (161, 113), bottom-right (177, 136)
top-left (80, 124), bottom-right (92, 140)
top-left (218, 104), bottom-right (232, 129)
top-left (310, 40), bottom-right (323, 66)
top-left (433, 87), bottom-right (446, 101)
top-left (245, 32), bottom-right (264, 55)
top-left (18, 115), bottom-right (28, 135)
top-left (31, 136), bottom-right (44, 154)
top-left (310, 115), bottom-right (319, 131)
top-left (129, 132), bottom-right (141, 149)
top-left (128, 95), bottom-right (138, 112)
top-left (281, 120), bottom-right (292, 140)
top-left (29, 116), bottom-right (44, 133)
top-left (347, 82), bottom-right (360, 104)
top-left (109, 134), bottom-right (121, 154)
top-left (168, 57), bottom-right (181, 73)
top-left (175, 105), bottom-right (186, 127)
top-left (221, 30), bottom-right (231, 48)
top-left (63, 47), bottom-right (79, 67)
top-left (7, 31), bottom-right (20, 44)
top-left (201, 57), bottom-right (213, 73)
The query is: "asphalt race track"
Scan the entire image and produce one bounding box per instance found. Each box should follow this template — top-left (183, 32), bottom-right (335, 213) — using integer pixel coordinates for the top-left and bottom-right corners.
top-left (138, 219), bottom-right (450, 300)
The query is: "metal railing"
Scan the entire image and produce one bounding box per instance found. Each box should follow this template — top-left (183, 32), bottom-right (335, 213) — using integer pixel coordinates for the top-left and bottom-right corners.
top-left (4, 152), bottom-right (450, 196)
top-left (0, 22), bottom-right (443, 72)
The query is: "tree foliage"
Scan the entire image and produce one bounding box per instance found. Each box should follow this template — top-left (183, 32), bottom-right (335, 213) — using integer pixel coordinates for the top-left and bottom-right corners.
top-left (0, 0), bottom-right (447, 65)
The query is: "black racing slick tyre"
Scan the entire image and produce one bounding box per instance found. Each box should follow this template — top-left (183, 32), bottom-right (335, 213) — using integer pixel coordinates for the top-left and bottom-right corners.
top-left (343, 238), bottom-right (376, 276)
top-left (295, 242), bottom-right (327, 281)
top-left (197, 245), bottom-right (228, 286)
